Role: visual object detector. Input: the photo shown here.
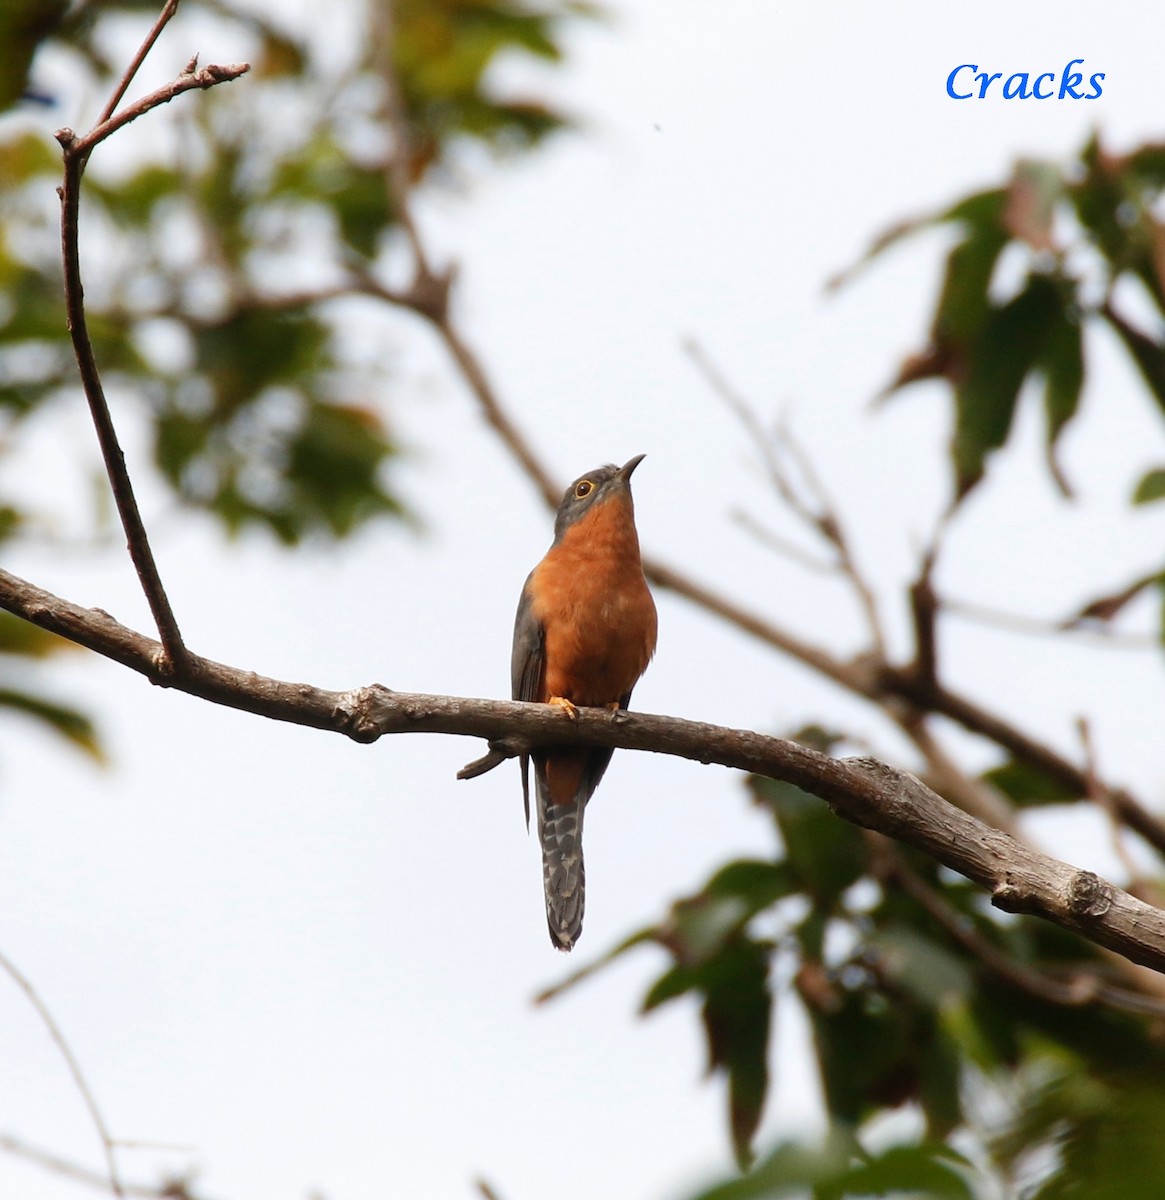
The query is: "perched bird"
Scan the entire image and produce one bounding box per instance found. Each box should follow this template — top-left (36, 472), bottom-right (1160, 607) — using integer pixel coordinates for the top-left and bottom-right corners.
top-left (511, 455), bottom-right (657, 950)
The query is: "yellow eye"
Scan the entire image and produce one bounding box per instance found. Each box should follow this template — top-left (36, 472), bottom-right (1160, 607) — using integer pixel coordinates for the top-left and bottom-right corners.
top-left (574, 480), bottom-right (593, 499)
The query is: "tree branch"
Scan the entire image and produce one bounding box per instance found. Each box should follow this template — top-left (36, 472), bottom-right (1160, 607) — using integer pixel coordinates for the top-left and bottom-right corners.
top-left (53, 14), bottom-right (249, 672)
top-left (3, 566), bottom-right (1165, 976)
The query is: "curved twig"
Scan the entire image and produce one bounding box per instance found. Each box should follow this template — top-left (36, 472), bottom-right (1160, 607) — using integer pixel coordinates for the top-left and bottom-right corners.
top-left (53, 8), bottom-right (249, 671)
top-left (0, 951), bottom-right (123, 1197)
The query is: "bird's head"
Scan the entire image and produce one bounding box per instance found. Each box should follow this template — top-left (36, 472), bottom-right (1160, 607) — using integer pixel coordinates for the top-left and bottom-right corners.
top-left (552, 454), bottom-right (646, 542)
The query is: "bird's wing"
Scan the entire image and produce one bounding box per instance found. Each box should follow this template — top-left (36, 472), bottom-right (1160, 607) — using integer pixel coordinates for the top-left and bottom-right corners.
top-left (511, 574), bottom-right (545, 828)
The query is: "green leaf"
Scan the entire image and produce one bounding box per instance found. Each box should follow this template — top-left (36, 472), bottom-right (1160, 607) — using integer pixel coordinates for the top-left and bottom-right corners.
top-left (641, 928), bottom-right (772, 1169)
top-left (686, 1138), bottom-right (972, 1200)
top-left (933, 223), bottom-right (1010, 348)
top-left (1102, 305), bottom-right (1165, 419)
top-left (0, 688), bottom-right (104, 761)
top-left (993, 1066), bottom-right (1165, 1200)
top-left (829, 187), bottom-right (1006, 294)
top-left (703, 938), bottom-right (772, 1170)
top-left (831, 1143), bottom-right (973, 1200)
top-left (1039, 288), bottom-right (1084, 493)
top-left (0, 0), bottom-right (69, 111)
top-left (688, 1139), bottom-right (849, 1200)
top-left (0, 130), bottom-right (59, 188)
top-left (749, 777), bottom-right (866, 904)
top-left (0, 612), bottom-right (81, 658)
top-left (868, 926), bottom-right (972, 1010)
top-left (981, 757), bottom-right (1076, 808)
top-left (704, 859), bottom-right (796, 912)
top-left (953, 274), bottom-right (1061, 498)
top-left (193, 308), bottom-right (330, 406)
top-left (283, 401), bottom-right (404, 539)
top-left (638, 867), bottom-right (778, 1169)
top-left (89, 164), bottom-right (183, 228)
top-left (1133, 467), bottom-right (1165, 504)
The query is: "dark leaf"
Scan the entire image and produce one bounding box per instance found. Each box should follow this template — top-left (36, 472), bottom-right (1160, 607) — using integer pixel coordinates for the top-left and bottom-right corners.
top-left (0, 687), bottom-right (104, 761)
top-left (1132, 468), bottom-right (1165, 505)
top-left (829, 1143), bottom-right (973, 1200)
top-left (932, 223), bottom-right (1010, 350)
top-left (1064, 571), bottom-right (1163, 626)
top-left (748, 776), bottom-right (866, 904)
top-left (0, 0), bottom-right (69, 111)
top-left (283, 401), bottom-right (404, 539)
top-left (1039, 287), bottom-right (1084, 495)
top-left (952, 274), bottom-right (1061, 498)
top-left (686, 1138), bottom-right (849, 1200)
top-left (702, 938), bottom-right (772, 1170)
top-left (981, 757), bottom-right (1076, 807)
top-left (0, 612), bottom-right (82, 658)
top-left (1101, 304), bottom-right (1165, 418)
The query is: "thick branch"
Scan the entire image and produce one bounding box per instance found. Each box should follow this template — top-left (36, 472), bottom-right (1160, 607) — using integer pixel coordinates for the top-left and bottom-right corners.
top-left (3, 566), bottom-right (1165, 976)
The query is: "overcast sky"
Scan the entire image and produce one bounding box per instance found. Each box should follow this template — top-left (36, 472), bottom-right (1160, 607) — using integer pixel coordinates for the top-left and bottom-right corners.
top-left (4, 2), bottom-right (1165, 1199)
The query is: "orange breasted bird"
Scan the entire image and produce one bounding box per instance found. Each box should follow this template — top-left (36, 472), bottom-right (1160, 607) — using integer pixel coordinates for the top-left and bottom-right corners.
top-left (511, 455), bottom-right (657, 951)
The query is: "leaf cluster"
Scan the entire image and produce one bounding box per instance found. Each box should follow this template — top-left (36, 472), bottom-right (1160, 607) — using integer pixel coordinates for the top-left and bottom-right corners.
top-left (0, 0), bottom-right (585, 749)
top-left (0, 0), bottom-right (582, 545)
top-left (571, 756), bottom-right (1165, 1198)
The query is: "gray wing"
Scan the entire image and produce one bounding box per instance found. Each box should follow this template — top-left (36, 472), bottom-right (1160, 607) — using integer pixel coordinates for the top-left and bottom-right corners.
top-left (511, 573), bottom-right (545, 828)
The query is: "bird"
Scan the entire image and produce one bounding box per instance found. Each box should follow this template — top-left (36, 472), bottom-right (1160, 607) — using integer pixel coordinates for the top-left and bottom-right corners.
top-left (511, 454), bottom-right (657, 951)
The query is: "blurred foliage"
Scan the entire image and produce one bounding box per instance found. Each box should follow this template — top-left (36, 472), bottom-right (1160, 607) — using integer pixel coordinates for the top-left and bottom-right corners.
top-left (0, 612), bottom-right (103, 760)
top-left (0, 0), bottom-right (582, 544)
top-left (836, 138), bottom-right (1165, 639)
top-left (0, 0), bottom-right (585, 752)
top-left (567, 760), bottom-right (1165, 1199)
top-left (5, 5), bottom-right (1165, 1200)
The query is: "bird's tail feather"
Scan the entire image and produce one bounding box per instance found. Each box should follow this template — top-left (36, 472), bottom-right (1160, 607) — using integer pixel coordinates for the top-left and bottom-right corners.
top-left (538, 794), bottom-right (586, 951)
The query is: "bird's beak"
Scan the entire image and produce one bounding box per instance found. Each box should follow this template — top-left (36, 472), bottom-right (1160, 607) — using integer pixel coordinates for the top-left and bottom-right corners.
top-left (618, 453), bottom-right (647, 483)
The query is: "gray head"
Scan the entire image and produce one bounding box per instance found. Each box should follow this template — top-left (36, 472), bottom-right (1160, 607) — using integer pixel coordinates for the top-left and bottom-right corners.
top-left (553, 454), bottom-right (646, 542)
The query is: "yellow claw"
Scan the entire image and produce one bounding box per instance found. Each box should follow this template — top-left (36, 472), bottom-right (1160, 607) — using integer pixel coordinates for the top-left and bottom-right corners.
top-left (548, 695), bottom-right (579, 720)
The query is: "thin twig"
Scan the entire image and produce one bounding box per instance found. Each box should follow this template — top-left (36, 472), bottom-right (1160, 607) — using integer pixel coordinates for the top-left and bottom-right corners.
top-left (95, 0), bottom-right (182, 127)
top-left (908, 547), bottom-right (939, 691)
top-left (0, 1132), bottom-right (195, 1199)
top-left (72, 61), bottom-right (251, 160)
top-left (54, 16), bottom-right (249, 670)
top-left (682, 337), bottom-right (887, 658)
top-left (1077, 717), bottom-right (1154, 896)
top-left (0, 951), bottom-right (123, 1197)
top-left (945, 596), bottom-right (1159, 648)
top-left (731, 509), bottom-right (837, 576)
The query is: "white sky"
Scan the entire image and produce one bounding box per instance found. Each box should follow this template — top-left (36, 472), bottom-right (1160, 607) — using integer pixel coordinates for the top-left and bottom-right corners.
top-left (3, 2), bottom-right (1165, 1198)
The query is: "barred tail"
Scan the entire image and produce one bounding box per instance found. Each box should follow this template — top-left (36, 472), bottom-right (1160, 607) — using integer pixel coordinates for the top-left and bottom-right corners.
top-left (539, 797), bottom-right (586, 951)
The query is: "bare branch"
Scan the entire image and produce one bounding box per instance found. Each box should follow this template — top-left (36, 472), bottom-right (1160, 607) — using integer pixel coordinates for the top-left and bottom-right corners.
top-left (52, 1), bottom-right (250, 673)
top-left (2, 567), bottom-right (1165, 977)
top-left (683, 338), bottom-right (887, 656)
top-left (94, 0), bottom-right (181, 127)
top-left (67, 61), bottom-right (251, 161)
top-left (0, 951), bottom-right (123, 1197)
top-left (0, 1132), bottom-right (194, 1199)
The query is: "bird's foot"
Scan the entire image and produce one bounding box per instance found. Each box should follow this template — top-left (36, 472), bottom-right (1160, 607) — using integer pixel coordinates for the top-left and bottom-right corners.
top-left (548, 695), bottom-right (579, 720)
